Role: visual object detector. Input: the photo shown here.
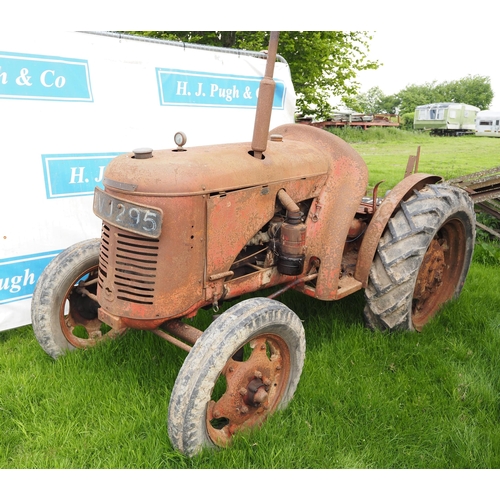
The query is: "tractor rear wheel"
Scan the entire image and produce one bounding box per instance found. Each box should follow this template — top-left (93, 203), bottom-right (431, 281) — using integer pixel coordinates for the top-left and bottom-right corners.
top-left (31, 238), bottom-right (125, 358)
top-left (364, 183), bottom-right (475, 331)
top-left (167, 297), bottom-right (306, 456)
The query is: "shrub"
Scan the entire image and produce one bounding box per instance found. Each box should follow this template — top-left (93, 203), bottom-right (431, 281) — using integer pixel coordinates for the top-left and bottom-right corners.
top-left (400, 112), bottom-right (415, 130)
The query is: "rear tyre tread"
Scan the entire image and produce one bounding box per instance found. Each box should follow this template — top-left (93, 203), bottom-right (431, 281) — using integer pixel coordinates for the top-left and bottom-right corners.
top-left (364, 183), bottom-right (475, 331)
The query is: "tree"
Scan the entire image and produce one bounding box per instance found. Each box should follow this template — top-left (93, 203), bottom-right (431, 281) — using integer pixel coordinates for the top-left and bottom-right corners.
top-left (440, 75), bottom-right (493, 110)
top-left (126, 31), bottom-right (379, 120)
top-left (342, 86), bottom-right (401, 115)
top-left (397, 75), bottom-right (493, 115)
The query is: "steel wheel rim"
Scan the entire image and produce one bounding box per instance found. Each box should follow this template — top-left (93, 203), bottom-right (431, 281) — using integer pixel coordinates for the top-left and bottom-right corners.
top-left (206, 333), bottom-right (291, 446)
top-left (412, 218), bottom-right (466, 330)
top-left (58, 265), bottom-right (112, 348)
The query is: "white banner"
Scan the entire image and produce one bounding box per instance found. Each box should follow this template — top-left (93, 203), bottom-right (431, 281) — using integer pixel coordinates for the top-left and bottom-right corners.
top-left (0, 31), bottom-right (296, 331)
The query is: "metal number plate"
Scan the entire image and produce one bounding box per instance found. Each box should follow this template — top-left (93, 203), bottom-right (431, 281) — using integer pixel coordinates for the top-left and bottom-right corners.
top-left (93, 187), bottom-right (162, 238)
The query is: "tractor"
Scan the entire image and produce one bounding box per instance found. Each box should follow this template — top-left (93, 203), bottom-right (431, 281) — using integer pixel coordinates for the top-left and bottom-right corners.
top-left (31, 32), bottom-right (476, 456)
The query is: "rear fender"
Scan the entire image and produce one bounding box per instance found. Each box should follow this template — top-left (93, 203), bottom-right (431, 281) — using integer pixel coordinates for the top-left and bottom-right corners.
top-left (354, 173), bottom-right (442, 287)
top-left (270, 124), bottom-right (369, 300)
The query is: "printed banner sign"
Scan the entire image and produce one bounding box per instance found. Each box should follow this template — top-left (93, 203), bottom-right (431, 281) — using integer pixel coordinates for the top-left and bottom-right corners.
top-left (0, 51), bottom-right (93, 102)
top-left (42, 153), bottom-right (123, 199)
top-left (0, 32), bottom-right (295, 332)
top-left (0, 251), bottom-right (62, 304)
top-left (156, 69), bottom-right (286, 108)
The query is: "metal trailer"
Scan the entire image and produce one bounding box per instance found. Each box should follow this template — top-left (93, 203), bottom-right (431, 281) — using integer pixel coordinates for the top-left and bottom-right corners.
top-left (414, 102), bottom-right (480, 136)
top-left (475, 110), bottom-right (500, 137)
top-left (448, 166), bottom-right (500, 239)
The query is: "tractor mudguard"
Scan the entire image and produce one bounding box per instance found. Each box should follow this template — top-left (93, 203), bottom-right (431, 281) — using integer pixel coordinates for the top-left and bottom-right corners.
top-left (272, 123), bottom-right (370, 300)
top-left (354, 173), bottom-right (442, 287)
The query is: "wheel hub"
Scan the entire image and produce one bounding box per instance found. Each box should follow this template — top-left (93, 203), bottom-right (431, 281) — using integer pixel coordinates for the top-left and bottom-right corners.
top-left (206, 334), bottom-right (289, 446)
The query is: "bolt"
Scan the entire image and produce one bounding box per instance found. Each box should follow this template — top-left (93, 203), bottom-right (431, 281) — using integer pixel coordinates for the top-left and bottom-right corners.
top-left (228, 366), bottom-right (234, 373)
top-left (240, 405), bottom-right (249, 415)
top-left (254, 371), bottom-right (262, 379)
top-left (262, 377), bottom-right (271, 386)
top-left (253, 387), bottom-right (269, 404)
top-left (261, 343), bottom-right (266, 350)
top-left (239, 387), bottom-right (248, 396)
top-left (276, 365), bottom-right (282, 371)
top-left (213, 409), bottom-right (221, 419)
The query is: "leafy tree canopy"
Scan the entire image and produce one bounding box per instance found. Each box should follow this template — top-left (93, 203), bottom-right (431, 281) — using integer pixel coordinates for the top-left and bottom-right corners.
top-left (126, 31), bottom-right (379, 120)
top-left (342, 75), bottom-right (493, 116)
top-left (342, 86), bottom-right (401, 115)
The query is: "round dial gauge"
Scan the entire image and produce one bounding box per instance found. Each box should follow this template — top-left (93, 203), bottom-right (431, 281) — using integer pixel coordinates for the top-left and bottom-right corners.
top-left (174, 131), bottom-right (187, 148)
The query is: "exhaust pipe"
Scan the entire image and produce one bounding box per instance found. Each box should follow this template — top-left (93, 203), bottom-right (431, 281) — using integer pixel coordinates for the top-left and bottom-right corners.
top-left (251, 31), bottom-right (279, 160)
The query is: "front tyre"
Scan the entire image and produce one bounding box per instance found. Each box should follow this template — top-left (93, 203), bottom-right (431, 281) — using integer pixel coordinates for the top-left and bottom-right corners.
top-left (167, 297), bottom-right (306, 457)
top-left (31, 238), bottom-right (125, 359)
top-left (364, 183), bottom-right (475, 331)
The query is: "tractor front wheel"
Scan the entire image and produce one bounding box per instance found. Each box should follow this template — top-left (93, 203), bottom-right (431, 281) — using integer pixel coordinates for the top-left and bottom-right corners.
top-left (364, 183), bottom-right (475, 331)
top-left (31, 238), bottom-right (125, 358)
top-left (167, 297), bottom-right (306, 456)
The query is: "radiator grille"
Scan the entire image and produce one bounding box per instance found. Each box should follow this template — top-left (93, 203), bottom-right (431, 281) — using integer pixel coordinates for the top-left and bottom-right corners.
top-left (99, 224), bottom-right (159, 305)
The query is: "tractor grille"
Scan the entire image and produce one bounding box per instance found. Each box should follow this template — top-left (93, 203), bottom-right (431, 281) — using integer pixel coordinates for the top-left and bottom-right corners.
top-left (99, 224), bottom-right (159, 305)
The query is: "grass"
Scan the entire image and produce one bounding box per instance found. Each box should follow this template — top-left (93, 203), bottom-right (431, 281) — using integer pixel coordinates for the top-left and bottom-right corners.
top-left (330, 128), bottom-right (500, 194)
top-left (2, 129), bottom-right (500, 470)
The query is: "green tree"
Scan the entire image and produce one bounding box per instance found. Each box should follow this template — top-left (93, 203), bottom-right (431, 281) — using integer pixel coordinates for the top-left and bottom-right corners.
top-left (396, 81), bottom-right (445, 115)
top-left (126, 31), bottom-right (379, 120)
top-left (397, 75), bottom-right (493, 114)
top-left (342, 86), bottom-right (401, 115)
top-left (440, 75), bottom-right (494, 110)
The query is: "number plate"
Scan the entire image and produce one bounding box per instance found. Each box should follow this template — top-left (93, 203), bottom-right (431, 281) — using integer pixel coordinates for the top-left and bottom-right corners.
top-left (93, 187), bottom-right (162, 238)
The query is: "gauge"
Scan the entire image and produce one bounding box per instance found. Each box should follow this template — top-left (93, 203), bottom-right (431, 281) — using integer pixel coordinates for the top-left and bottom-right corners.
top-left (174, 131), bottom-right (187, 148)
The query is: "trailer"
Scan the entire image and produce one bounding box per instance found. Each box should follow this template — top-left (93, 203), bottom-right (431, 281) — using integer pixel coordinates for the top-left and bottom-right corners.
top-left (414, 102), bottom-right (480, 136)
top-left (475, 110), bottom-right (500, 137)
top-left (297, 113), bottom-right (400, 130)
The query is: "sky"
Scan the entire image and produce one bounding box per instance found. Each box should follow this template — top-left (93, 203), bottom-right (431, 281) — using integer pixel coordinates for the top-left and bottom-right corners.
top-left (355, 30), bottom-right (500, 111)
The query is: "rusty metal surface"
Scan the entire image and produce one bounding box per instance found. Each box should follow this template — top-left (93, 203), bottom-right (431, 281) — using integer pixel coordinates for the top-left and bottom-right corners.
top-left (354, 173), bottom-right (442, 287)
top-left (448, 166), bottom-right (500, 203)
top-left (448, 165), bottom-right (500, 239)
top-left (412, 218), bottom-right (467, 331)
top-left (206, 333), bottom-right (290, 446)
top-left (103, 137), bottom-right (329, 198)
top-left (251, 31), bottom-right (279, 159)
top-left (270, 123), bottom-right (370, 301)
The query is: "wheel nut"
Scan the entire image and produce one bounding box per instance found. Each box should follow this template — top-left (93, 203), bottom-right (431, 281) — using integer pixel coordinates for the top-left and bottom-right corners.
top-left (262, 377), bottom-right (271, 386)
top-left (239, 387), bottom-right (248, 396)
top-left (254, 371), bottom-right (262, 379)
top-left (253, 387), bottom-right (269, 404)
top-left (240, 405), bottom-right (249, 414)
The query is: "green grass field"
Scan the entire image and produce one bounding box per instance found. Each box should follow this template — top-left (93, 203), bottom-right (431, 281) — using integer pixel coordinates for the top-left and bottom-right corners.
top-left (1, 129), bottom-right (500, 469)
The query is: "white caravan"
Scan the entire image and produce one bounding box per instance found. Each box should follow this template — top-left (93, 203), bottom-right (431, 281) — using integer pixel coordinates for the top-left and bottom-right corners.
top-left (476, 110), bottom-right (500, 137)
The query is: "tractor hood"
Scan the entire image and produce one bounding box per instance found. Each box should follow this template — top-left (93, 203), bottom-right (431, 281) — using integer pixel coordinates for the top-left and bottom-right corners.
top-left (102, 124), bottom-right (344, 197)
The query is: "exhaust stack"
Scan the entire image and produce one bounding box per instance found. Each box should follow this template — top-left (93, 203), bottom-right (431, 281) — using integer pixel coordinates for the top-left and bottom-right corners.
top-left (251, 31), bottom-right (279, 160)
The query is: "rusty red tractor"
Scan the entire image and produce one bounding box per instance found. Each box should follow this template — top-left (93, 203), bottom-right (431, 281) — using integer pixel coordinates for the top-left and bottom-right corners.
top-left (31, 33), bottom-right (475, 456)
